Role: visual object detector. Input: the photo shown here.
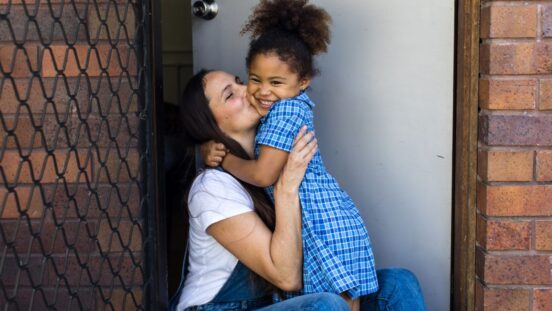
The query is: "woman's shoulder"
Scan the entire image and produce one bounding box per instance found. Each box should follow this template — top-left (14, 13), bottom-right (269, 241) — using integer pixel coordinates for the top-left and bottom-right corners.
top-left (190, 168), bottom-right (244, 194)
top-left (188, 169), bottom-right (254, 230)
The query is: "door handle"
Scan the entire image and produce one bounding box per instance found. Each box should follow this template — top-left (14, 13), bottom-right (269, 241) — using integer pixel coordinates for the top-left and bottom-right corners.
top-left (192, 0), bottom-right (218, 20)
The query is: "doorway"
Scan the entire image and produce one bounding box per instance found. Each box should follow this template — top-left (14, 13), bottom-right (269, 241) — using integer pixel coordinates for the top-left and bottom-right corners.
top-left (162, 1), bottom-right (456, 310)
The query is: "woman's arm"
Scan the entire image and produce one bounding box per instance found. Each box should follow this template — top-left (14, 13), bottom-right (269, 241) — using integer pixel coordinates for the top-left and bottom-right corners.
top-left (222, 146), bottom-right (288, 187)
top-left (208, 127), bottom-right (317, 291)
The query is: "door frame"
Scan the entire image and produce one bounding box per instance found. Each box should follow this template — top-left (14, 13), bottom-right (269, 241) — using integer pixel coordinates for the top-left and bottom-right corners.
top-left (452, 0), bottom-right (480, 309)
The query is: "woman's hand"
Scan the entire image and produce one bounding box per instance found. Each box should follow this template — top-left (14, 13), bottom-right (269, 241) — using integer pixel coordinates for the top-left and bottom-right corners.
top-left (200, 140), bottom-right (228, 167)
top-left (275, 126), bottom-right (317, 194)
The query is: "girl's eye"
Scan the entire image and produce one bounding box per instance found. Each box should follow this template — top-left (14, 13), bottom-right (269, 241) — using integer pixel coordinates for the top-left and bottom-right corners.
top-left (249, 77), bottom-right (260, 83)
top-left (271, 81), bottom-right (282, 86)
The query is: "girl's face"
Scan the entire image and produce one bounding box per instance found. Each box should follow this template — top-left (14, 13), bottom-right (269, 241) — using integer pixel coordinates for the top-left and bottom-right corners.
top-left (204, 71), bottom-right (261, 136)
top-left (247, 53), bottom-right (310, 116)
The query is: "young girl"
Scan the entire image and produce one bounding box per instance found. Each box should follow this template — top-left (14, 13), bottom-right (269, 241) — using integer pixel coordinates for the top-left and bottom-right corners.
top-left (203, 0), bottom-right (377, 309)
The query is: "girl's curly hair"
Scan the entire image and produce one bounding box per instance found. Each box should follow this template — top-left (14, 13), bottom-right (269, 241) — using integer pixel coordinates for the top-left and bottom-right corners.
top-left (242, 0), bottom-right (332, 78)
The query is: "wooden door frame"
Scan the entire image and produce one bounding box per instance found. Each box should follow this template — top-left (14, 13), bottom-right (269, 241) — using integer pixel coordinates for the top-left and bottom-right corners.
top-left (452, 0), bottom-right (480, 310)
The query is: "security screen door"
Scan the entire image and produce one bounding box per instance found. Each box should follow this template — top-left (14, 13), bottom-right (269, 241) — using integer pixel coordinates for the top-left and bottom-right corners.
top-left (190, 1), bottom-right (454, 310)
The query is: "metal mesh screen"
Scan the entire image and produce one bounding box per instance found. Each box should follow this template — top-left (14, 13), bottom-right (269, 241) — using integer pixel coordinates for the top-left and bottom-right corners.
top-left (0, 0), bottom-right (161, 309)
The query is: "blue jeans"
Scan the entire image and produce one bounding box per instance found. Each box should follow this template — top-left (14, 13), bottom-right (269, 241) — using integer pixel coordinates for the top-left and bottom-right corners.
top-left (171, 262), bottom-right (426, 311)
top-left (361, 268), bottom-right (427, 311)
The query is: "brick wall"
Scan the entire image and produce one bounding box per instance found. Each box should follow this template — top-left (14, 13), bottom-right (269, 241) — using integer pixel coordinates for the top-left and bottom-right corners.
top-left (0, 1), bottom-right (145, 309)
top-left (477, 1), bottom-right (552, 310)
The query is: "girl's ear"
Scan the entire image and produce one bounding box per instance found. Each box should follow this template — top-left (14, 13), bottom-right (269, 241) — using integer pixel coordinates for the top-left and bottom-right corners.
top-left (299, 77), bottom-right (311, 91)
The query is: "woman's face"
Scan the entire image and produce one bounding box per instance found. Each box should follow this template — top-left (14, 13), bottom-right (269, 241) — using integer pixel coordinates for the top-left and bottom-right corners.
top-left (204, 71), bottom-right (261, 136)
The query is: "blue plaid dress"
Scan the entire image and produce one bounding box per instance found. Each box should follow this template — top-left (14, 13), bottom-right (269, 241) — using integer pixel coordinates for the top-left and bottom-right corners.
top-left (255, 92), bottom-right (378, 299)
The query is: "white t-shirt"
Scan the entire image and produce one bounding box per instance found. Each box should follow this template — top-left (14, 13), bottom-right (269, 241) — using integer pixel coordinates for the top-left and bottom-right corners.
top-left (176, 169), bottom-right (254, 310)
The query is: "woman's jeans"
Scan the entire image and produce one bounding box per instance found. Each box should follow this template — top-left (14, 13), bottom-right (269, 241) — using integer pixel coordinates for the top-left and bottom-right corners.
top-left (172, 262), bottom-right (426, 311)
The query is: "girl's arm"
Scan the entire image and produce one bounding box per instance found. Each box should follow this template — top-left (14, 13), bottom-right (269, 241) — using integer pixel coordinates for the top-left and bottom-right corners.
top-left (208, 128), bottom-right (317, 291)
top-left (222, 146), bottom-right (289, 187)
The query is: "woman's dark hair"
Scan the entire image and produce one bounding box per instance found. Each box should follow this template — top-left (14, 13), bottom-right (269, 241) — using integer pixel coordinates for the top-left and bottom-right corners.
top-left (179, 69), bottom-right (276, 231)
top-left (242, 0), bottom-right (331, 79)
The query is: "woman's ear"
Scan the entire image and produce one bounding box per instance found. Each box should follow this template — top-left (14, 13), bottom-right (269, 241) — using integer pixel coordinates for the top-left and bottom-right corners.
top-left (299, 78), bottom-right (311, 91)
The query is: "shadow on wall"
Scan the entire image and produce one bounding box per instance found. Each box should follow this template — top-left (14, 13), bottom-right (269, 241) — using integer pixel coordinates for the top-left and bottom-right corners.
top-left (162, 102), bottom-right (197, 296)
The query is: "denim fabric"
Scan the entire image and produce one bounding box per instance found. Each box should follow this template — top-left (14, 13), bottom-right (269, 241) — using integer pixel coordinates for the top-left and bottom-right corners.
top-left (256, 293), bottom-right (349, 311)
top-left (169, 250), bottom-right (425, 311)
top-left (361, 268), bottom-right (427, 311)
top-left (171, 259), bottom-right (348, 311)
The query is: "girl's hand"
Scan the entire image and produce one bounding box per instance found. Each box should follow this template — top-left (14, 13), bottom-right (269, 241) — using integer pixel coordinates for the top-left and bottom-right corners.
top-left (200, 140), bottom-right (228, 167)
top-left (276, 126), bottom-right (317, 193)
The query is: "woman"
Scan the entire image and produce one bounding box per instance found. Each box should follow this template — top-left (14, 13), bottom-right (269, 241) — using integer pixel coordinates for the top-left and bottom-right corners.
top-left (171, 70), bottom-right (427, 310)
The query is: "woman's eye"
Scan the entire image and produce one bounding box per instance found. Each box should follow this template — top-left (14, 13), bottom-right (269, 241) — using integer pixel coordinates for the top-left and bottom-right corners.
top-left (226, 92), bottom-right (233, 100)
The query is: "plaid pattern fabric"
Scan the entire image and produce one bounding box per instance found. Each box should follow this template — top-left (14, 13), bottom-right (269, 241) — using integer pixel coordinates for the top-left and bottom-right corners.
top-left (255, 92), bottom-right (378, 298)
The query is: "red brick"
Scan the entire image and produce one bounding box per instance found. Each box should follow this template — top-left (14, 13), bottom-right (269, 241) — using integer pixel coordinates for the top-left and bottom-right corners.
top-left (0, 44), bottom-right (40, 78)
top-left (0, 5), bottom-right (87, 43)
top-left (478, 183), bottom-right (552, 216)
top-left (477, 249), bottom-right (552, 285)
top-left (480, 42), bottom-right (536, 75)
top-left (0, 77), bottom-right (139, 115)
top-left (0, 185), bottom-right (44, 218)
top-left (0, 287), bottom-right (99, 311)
top-left (0, 255), bottom-right (50, 287)
top-left (2, 149), bottom-right (93, 184)
top-left (480, 5), bottom-right (537, 38)
top-left (544, 6), bottom-right (552, 38)
top-left (0, 254), bottom-right (143, 288)
top-left (97, 219), bottom-right (142, 253)
top-left (0, 0), bottom-right (128, 3)
top-left (536, 42), bottom-right (552, 74)
top-left (478, 150), bottom-right (533, 181)
top-left (479, 79), bottom-right (536, 110)
top-left (477, 215), bottom-right (530, 250)
top-left (0, 220), bottom-right (97, 255)
top-left (479, 114), bottom-right (552, 146)
top-left (541, 79), bottom-right (552, 110)
top-left (109, 288), bottom-right (143, 311)
top-left (91, 148), bottom-right (140, 183)
top-left (41, 44), bottom-right (137, 78)
top-left (0, 113), bottom-right (140, 150)
top-left (475, 281), bottom-right (530, 311)
top-left (536, 221), bottom-right (552, 250)
top-left (87, 4), bottom-right (136, 42)
top-left (534, 289), bottom-right (552, 311)
top-left (537, 151), bottom-right (552, 181)
top-left (49, 183), bottom-right (141, 220)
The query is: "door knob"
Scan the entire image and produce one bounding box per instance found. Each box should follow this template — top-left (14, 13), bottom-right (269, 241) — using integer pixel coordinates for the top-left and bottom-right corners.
top-left (192, 0), bottom-right (218, 20)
